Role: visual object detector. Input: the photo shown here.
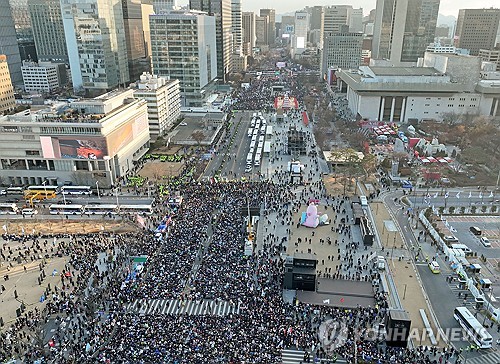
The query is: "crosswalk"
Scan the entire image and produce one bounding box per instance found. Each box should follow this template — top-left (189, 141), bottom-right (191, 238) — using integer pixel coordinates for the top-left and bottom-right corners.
top-left (446, 280), bottom-right (476, 308)
top-left (281, 349), bottom-right (306, 364)
top-left (465, 351), bottom-right (500, 364)
top-left (125, 298), bottom-right (241, 316)
top-left (281, 349), bottom-right (347, 364)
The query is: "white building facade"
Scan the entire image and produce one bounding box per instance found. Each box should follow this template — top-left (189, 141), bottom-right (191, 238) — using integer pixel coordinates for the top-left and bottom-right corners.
top-left (21, 61), bottom-right (60, 92)
top-left (0, 89), bottom-right (149, 187)
top-left (133, 73), bottom-right (181, 140)
top-left (149, 10), bottom-right (217, 107)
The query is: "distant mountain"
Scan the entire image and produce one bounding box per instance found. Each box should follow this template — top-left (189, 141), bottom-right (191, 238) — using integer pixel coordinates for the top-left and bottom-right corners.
top-left (437, 13), bottom-right (456, 29)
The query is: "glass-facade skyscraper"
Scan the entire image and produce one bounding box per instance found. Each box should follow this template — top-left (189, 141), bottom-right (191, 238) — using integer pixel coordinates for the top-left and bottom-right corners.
top-left (373, 0), bottom-right (440, 64)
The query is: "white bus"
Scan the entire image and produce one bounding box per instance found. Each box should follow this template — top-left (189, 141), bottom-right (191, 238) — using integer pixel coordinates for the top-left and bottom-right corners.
top-left (61, 186), bottom-right (92, 195)
top-left (49, 204), bottom-right (84, 215)
top-left (118, 204), bottom-right (153, 215)
top-left (6, 187), bottom-right (24, 195)
top-left (0, 203), bottom-right (19, 215)
top-left (454, 306), bottom-right (493, 349)
top-left (84, 204), bottom-right (118, 215)
top-left (254, 153), bottom-right (261, 166)
top-left (246, 152), bottom-right (253, 164)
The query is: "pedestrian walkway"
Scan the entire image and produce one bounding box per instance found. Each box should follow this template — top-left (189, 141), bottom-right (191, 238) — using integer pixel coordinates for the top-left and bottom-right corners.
top-left (281, 348), bottom-right (306, 364)
top-left (446, 278), bottom-right (476, 308)
top-left (465, 350), bottom-right (500, 364)
top-left (125, 298), bottom-right (240, 316)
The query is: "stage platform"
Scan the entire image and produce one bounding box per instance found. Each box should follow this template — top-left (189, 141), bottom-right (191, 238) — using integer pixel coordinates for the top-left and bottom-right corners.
top-left (296, 278), bottom-right (376, 308)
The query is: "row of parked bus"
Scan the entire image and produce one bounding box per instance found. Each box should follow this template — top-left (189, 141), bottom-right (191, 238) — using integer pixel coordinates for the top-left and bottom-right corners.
top-left (0, 203), bottom-right (153, 216)
top-left (2, 185), bottom-right (93, 199)
top-left (245, 114), bottom-right (267, 172)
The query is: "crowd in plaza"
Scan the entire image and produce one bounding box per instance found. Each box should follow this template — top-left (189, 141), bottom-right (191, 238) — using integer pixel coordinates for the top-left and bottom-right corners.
top-left (0, 67), bottom-right (468, 364)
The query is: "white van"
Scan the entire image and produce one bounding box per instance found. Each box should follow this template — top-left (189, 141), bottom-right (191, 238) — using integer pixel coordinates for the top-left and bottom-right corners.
top-left (22, 208), bottom-right (38, 216)
top-left (376, 256), bottom-right (386, 270)
top-left (451, 244), bottom-right (473, 256)
top-left (360, 195), bottom-right (368, 207)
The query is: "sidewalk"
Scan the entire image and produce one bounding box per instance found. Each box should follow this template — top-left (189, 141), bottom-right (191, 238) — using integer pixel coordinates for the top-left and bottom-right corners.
top-left (371, 201), bottom-right (444, 347)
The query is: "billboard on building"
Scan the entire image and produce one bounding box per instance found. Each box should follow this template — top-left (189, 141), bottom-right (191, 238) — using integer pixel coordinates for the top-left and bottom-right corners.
top-left (276, 61), bottom-right (287, 68)
top-left (296, 37), bottom-right (305, 49)
top-left (40, 136), bottom-right (108, 159)
top-left (106, 114), bottom-right (148, 155)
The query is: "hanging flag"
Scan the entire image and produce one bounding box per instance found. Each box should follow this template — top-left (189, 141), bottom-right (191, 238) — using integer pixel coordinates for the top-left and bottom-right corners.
top-left (479, 192), bottom-right (482, 199)
top-left (433, 192), bottom-right (439, 198)
top-left (21, 227), bottom-right (25, 235)
top-left (489, 191), bottom-right (494, 198)
top-left (444, 192), bottom-right (449, 199)
top-left (2, 225), bottom-right (6, 233)
top-left (456, 192), bottom-right (461, 199)
top-left (468, 191), bottom-right (472, 199)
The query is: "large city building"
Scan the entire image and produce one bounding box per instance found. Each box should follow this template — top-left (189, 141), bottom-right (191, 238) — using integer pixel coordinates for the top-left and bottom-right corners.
top-left (61, 0), bottom-right (129, 95)
top-left (291, 11), bottom-right (309, 58)
top-left (0, 89), bottom-right (149, 187)
top-left (122, 0), bottom-right (154, 82)
top-left (21, 61), bottom-right (64, 93)
top-left (190, 0), bottom-right (233, 82)
top-left (242, 11), bottom-right (255, 55)
top-left (454, 8), bottom-right (500, 56)
top-left (0, 1), bottom-right (23, 86)
top-left (231, 0), bottom-right (242, 55)
top-left (320, 6), bottom-right (351, 76)
top-left (347, 7), bottom-right (363, 33)
top-left (153, 0), bottom-right (176, 12)
top-left (307, 6), bottom-right (323, 31)
top-left (255, 15), bottom-right (268, 47)
top-left (28, 0), bottom-right (68, 64)
top-left (132, 73), bottom-right (181, 140)
top-left (9, 0), bottom-right (37, 62)
top-left (259, 8), bottom-right (275, 45)
top-left (149, 10), bottom-right (217, 107)
top-left (321, 32), bottom-right (363, 74)
top-left (372, 0), bottom-right (440, 64)
top-left (337, 53), bottom-right (500, 122)
top-left (0, 55), bottom-right (16, 115)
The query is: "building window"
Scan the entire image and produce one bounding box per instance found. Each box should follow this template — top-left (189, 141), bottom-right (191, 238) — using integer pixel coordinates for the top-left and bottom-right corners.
top-left (26, 150), bottom-right (40, 156)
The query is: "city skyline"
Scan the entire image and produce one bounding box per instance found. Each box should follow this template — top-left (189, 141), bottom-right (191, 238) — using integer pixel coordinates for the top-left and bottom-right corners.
top-left (179, 0), bottom-right (498, 17)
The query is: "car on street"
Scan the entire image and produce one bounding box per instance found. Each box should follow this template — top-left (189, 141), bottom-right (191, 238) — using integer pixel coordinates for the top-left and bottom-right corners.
top-left (443, 235), bottom-right (459, 243)
top-left (179, 122), bottom-right (187, 126)
top-left (428, 261), bottom-right (441, 274)
top-left (22, 208), bottom-right (38, 216)
top-left (480, 237), bottom-right (491, 247)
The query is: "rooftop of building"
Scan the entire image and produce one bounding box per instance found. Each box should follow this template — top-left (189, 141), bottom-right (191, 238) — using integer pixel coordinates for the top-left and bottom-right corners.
top-left (368, 66), bottom-right (443, 77)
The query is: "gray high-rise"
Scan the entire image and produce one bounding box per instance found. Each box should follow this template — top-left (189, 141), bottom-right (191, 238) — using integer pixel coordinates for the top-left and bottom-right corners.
top-left (372, 0), bottom-right (440, 64)
top-left (259, 9), bottom-right (275, 45)
top-left (28, 0), bottom-right (68, 63)
top-left (0, 0), bottom-right (22, 85)
top-left (190, 0), bottom-right (233, 82)
top-left (455, 9), bottom-right (500, 56)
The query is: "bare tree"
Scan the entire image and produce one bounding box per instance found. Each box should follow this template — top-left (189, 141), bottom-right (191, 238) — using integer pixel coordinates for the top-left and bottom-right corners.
top-left (191, 131), bottom-right (205, 146)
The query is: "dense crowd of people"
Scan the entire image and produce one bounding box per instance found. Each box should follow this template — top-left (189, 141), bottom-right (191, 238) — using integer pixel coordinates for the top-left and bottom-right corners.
top-left (0, 67), bottom-right (466, 364)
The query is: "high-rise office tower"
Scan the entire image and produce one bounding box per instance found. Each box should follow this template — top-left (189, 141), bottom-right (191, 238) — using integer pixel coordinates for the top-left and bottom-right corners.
top-left (8, 0), bottom-right (37, 62)
top-left (153, 0), bottom-right (176, 13)
top-left (149, 10), bottom-right (217, 106)
top-left (307, 6), bottom-right (323, 31)
top-left (28, 0), bottom-right (68, 63)
top-left (372, 0), bottom-right (440, 64)
top-left (122, 0), bottom-right (153, 81)
top-left (348, 8), bottom-right (363, 33)
top-left (242, 11), bottom-right (255, 56)
top-left (190, 0), bottom-right (232, 82)
top-left (231, 0), bottom-right (242, 55)
top-left (259, 9), bottom-right (275, 45)
top-left (0, 55), bottom-right (16, 114)
top-left (0, 0), bottom-right (23, 86)
top-left (292, 11), bottom-right (309, 57)
top-left (321, 32), bottom-right (363, 74)
top-left (455, 9), bottom-right (500, 56)
top-left (321, 6), bottom-right (350, 73)
top-left (255, 15), bottom-right (268, 47)
top-left (61, 0), bottom-right (129, 95)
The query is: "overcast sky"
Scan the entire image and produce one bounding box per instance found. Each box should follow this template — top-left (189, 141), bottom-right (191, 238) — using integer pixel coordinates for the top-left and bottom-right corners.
top-left (178, 1), bottom-right (498, 18)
